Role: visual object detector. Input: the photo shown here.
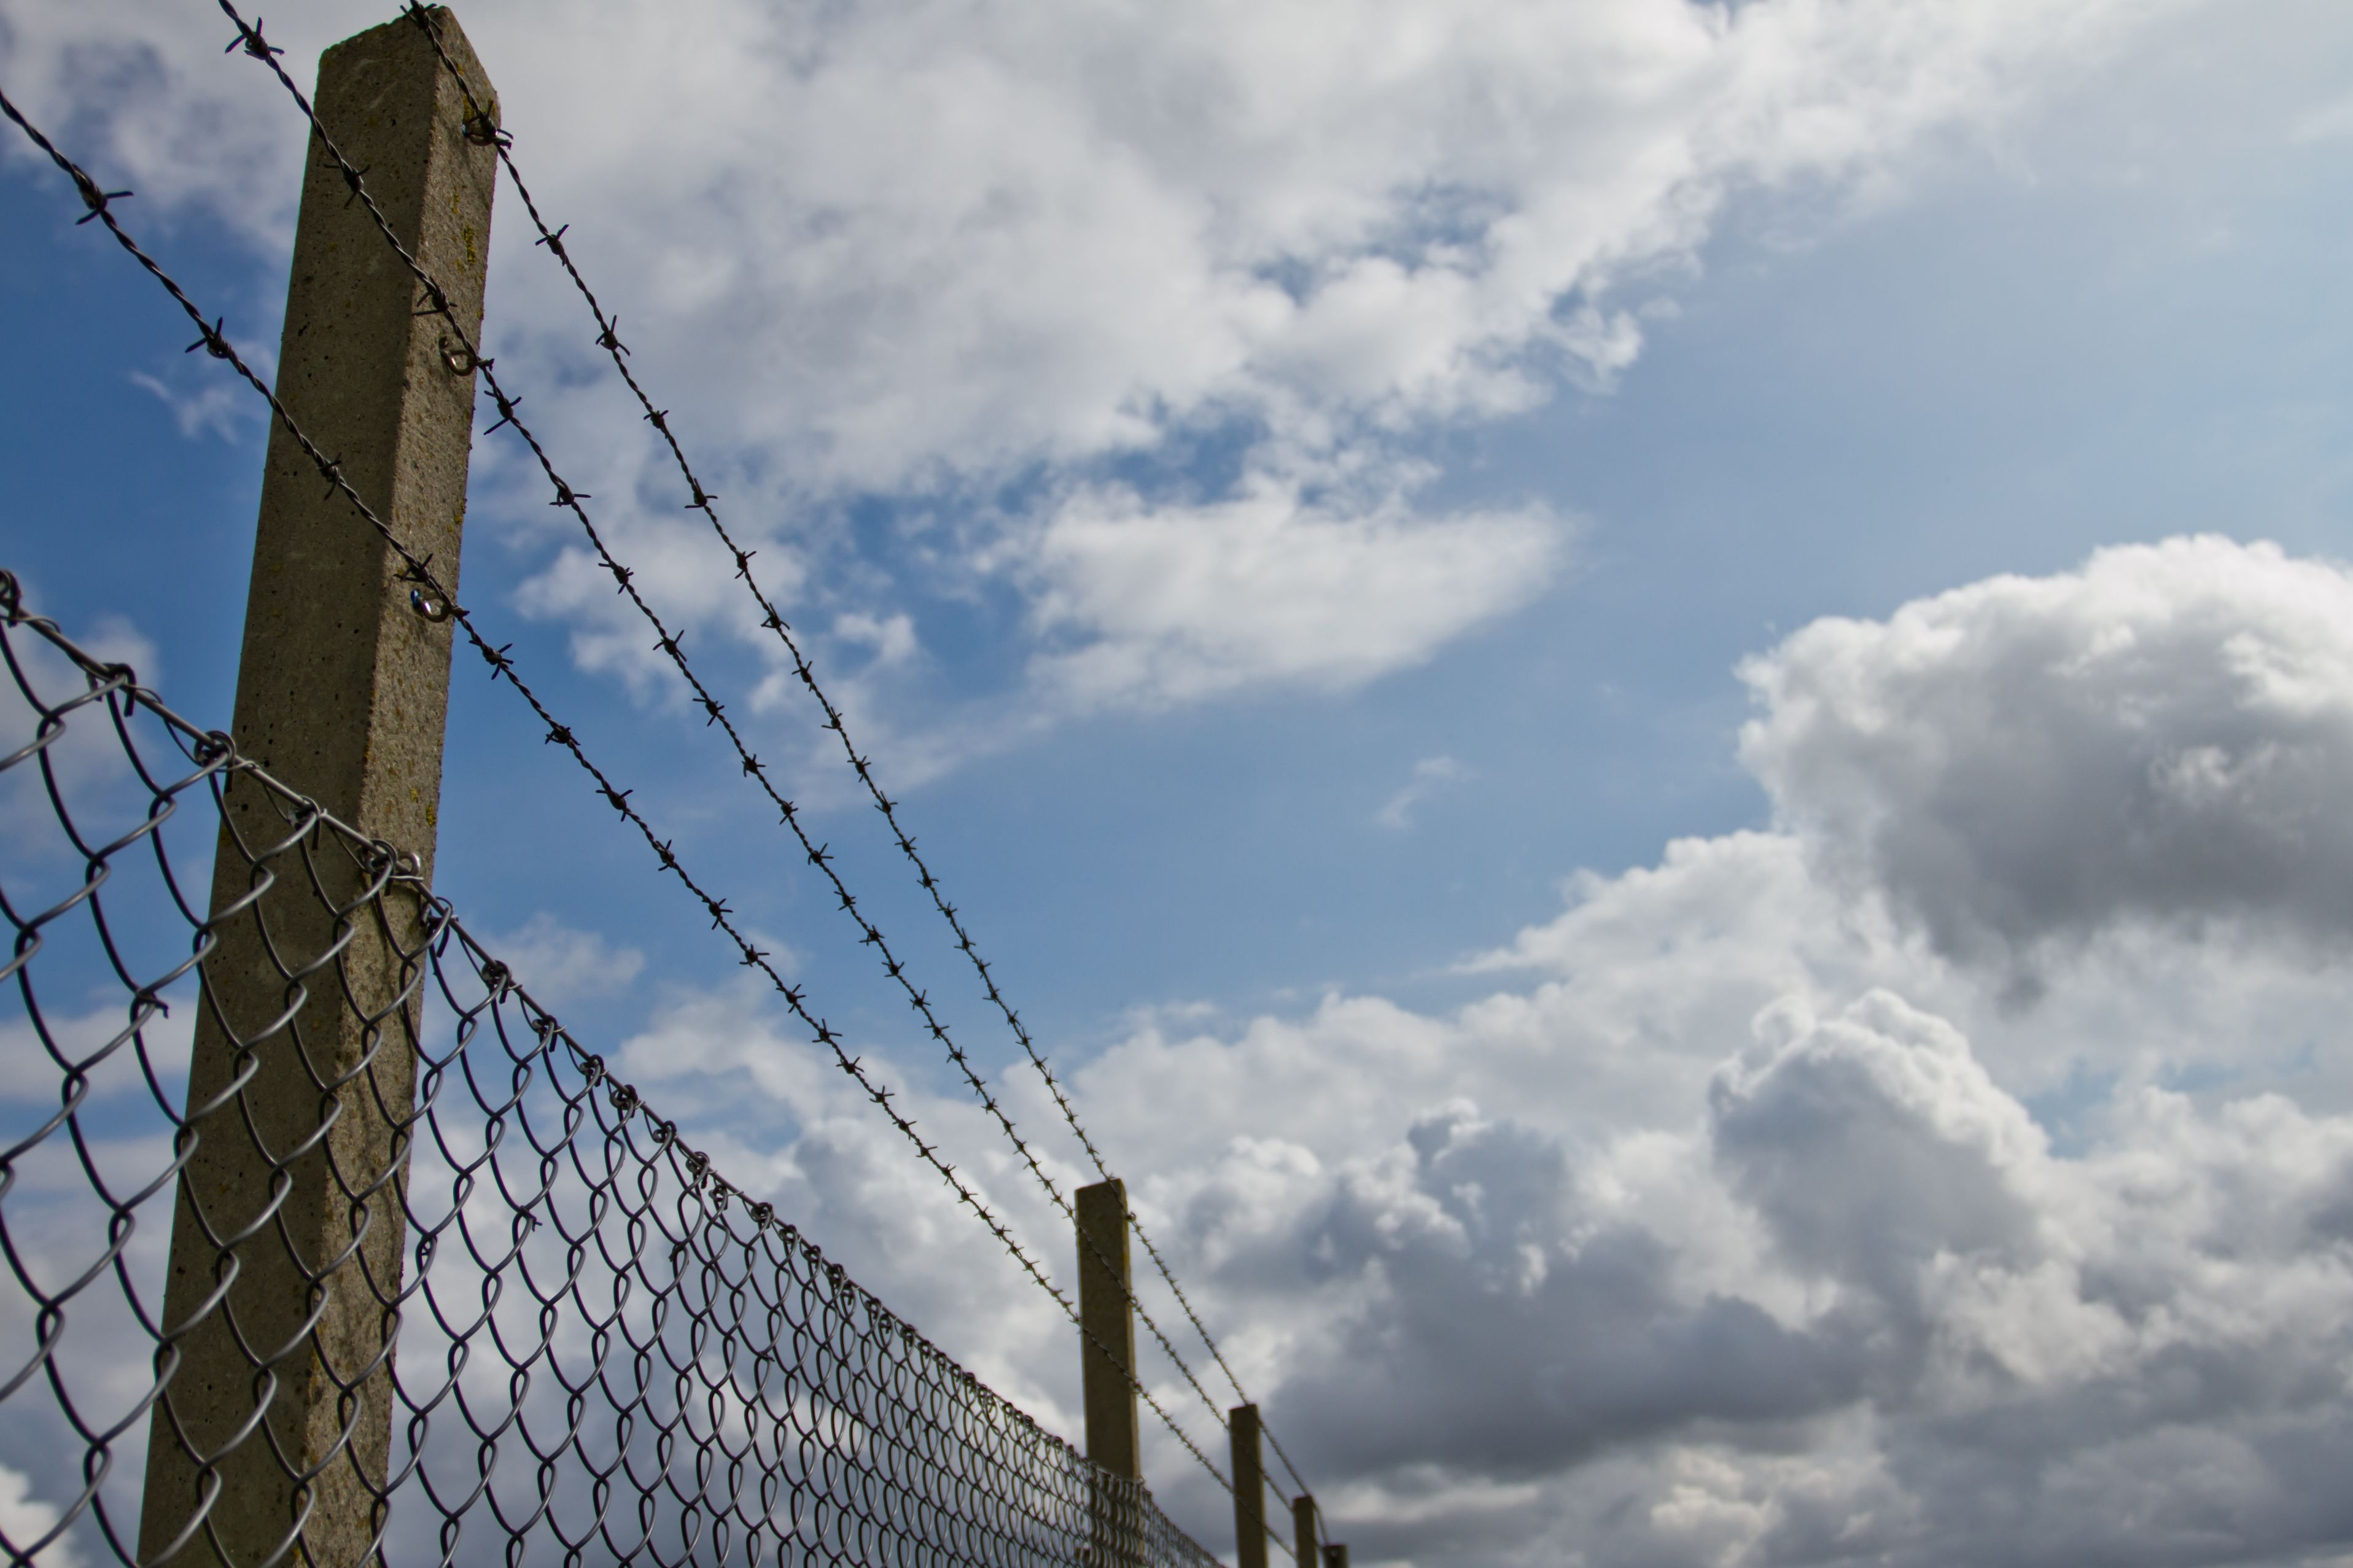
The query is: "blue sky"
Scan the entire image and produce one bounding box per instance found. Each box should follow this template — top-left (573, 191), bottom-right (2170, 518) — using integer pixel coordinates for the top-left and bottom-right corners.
top-left (10, 1), bottom-right (2353, 1564)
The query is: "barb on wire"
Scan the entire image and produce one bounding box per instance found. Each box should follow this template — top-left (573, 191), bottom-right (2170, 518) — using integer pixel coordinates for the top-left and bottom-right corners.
top-left (386, 0), bottom-right (1319, 1512)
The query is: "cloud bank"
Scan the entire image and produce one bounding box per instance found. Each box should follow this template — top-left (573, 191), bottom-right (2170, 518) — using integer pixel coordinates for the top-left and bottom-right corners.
top-left (593, 537), bottom-right (2353, 1566)
top-left (1743, 536), bottom-right (2353, 976)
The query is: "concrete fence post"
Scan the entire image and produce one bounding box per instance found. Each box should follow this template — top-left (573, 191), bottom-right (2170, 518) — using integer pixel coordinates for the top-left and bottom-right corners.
top-left (1321, 1547), bottom-right (1350, 1568)
top-left (1293, 1492), bottom-right (1318, 1568)
top-left (136, 10), bottom-right (496, 1566)
top-left (1077, 1179), bottom-right (1141, 1564)
top-left (1231, 1403), bottom-right (1267, 1568)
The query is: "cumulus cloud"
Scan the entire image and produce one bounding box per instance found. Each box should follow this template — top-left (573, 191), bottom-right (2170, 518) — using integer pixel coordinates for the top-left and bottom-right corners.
top-left (0, 0), bottom-right (2196, 719)
top-left (0, 1464), bottom-right (78, 1568)
top-left (1741, 536), bottom-right (2353, 976)
top-left (1048, 936), bottom-right (2353, 1567)
top-left (1025, 484), bottom-right (1561, 709)
top-left (561, 537), bottom-right (2353, 1566)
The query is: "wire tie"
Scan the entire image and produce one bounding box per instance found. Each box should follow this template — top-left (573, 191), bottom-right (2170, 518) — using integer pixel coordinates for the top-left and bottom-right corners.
top-left (437, 338), bottom-right (489, 378)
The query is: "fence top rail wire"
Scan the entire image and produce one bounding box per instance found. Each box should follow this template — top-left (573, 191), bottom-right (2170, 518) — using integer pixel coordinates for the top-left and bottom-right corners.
top-left (214, 0), bottom-right (1308, 1537)
top-left (0, 68), bottom-right (1240, 1510)
top-left (0, 568), bottom-right (1224, 1568)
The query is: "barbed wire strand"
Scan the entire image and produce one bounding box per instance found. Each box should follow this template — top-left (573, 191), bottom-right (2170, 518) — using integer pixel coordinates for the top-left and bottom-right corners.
top-left (206, 4), bottom-right (1298, 1539)
top-left (382, 0), bottom-right (1320, 1517)
top-left (0, 79), bottom-right (1244, 1505)
top-left (201, 7), bottom-right (1266, 1524)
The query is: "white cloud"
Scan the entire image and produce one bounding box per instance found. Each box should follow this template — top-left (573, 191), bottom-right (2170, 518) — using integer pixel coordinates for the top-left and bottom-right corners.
top-left (1377, 755), bottom-right (1471, 830)
top-left (0, 0), bottom-right (2207, 717)
top-left (1741, 535), bottom-right (2353, 980)
top-left (475, 912), bottom-right (645, 1006)
top-left (0, 1464), bottom-right (79, 1568)
top-left (0, 600), bottom-right (164, 859)
top-left (1025, 481), bottom-right (1562, 710)
top-left (126, 371), bottom-right (244, 443)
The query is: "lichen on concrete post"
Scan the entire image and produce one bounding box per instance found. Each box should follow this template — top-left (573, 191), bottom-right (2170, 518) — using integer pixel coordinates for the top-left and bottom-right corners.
top-left (136, 10), bottom-right (496, 1566)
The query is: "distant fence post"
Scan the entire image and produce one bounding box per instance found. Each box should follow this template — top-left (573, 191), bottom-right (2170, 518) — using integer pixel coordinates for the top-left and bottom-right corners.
top-left (1077, 1178), bottom-right (1142, 1564)
top-left (136, 10), bottom-right (496, 1567)
top-left (1231, 1403), bottom-right (1267, 1568)
top-left (1322, 1547), bottom-right (1350, 1568)
top-left (1293, 1493), bottom-right (1318, 1568)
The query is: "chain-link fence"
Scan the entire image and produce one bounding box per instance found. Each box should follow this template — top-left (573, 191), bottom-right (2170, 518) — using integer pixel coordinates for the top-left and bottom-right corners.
top-left (0, 571), bottom-right (1219, 1568)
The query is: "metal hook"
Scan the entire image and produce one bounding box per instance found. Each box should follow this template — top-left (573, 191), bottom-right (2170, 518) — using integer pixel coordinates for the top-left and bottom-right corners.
top-left (437, 336), bottom-right (489, 378)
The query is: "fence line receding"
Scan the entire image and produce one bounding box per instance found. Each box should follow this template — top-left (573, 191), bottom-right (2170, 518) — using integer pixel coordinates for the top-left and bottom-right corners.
top-left (0, 576), bottom-right (1219, 1568)
top-left (1, 1), bottom-right (1349, 1559)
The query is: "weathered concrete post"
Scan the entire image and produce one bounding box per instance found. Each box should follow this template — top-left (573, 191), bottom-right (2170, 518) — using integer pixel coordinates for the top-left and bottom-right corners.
top-left (1077, 1179), bottom-right (1141, 1564)
top-left (1231, 1404), bottom-right (1267, 1568)
top-left (1321, 1546), bottom-right (1350, 1568)
top-left (137, 12), bottom-right (496, 1567)
top-left (1293, 1493), bottom-right (1318, 1568)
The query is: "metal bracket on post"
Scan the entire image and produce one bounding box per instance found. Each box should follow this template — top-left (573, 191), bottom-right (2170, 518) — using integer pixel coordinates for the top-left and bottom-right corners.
top-left (136, 10), bottom-right (496, 1567)
top-left (1232, 1403), bottom-right (1268, 1568)
top-left (1078, 1178), bottom-right (1141, 1566)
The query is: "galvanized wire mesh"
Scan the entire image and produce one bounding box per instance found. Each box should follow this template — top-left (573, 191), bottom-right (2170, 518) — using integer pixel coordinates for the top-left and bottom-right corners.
top-left (0, 572), bottom-right (1219, 1568)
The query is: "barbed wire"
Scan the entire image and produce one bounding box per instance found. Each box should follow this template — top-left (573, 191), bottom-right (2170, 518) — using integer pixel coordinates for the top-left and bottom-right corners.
top-left (0, 69), bottom-right (1053, 1384)
top-left (0, 69), bottom-right (1250, 1508)
top-left (201, 0), bottom-right (1302, 1535)
top-left (381, 0), bottom-right (1322, 1518)
top-left (201, 3), bottom-right (1262, 1519)
top-left (0, 573), bottom-right (1226, 1568)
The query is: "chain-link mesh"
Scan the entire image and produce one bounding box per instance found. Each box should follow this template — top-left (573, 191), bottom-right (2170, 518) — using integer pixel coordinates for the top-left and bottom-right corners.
top-left (0, 572), bottom-right (1218, 1568)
